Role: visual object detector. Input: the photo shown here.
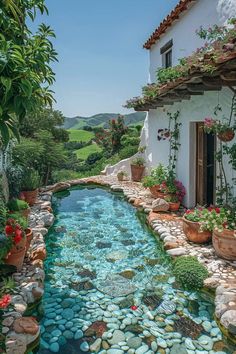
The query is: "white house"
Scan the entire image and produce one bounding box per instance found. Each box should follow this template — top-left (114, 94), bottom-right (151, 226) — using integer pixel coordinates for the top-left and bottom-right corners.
top-left (107, 0), bottom-right (236, 208)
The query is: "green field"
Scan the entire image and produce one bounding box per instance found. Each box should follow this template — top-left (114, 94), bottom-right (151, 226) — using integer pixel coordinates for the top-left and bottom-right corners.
top-left (68, 129), bottom-right (94, 142)
top-left (75, 144), bottom-right (102, 160)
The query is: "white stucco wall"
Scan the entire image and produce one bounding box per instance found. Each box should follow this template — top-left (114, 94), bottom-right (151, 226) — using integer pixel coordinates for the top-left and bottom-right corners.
top-left (149, 0), bottom-right (236, 82)
top-left (140, 88), bottom-right (236, 207)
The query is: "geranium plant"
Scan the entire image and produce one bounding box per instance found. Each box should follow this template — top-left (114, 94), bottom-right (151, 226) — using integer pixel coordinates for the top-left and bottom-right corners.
top-left (203, 117), bottom-right (235, 135)
top-left (184, 207), bottom-right (235, 232)
top-left (5, 218), bottom-right (26, 250)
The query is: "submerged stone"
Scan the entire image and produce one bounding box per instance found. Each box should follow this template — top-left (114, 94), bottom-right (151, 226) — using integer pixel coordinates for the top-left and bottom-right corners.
top-left (96, 241), bottom-right (112, 249)
top-left (173, 317), bottom-right (203, 339)
top-left (119, 270), bottom-right (136, 279)
top-left (143, 293), bottom-right (162, 310)
top-left (96, 274), bottom-right (136, 297)
top-left (84, 321), bottom-right (107, 338)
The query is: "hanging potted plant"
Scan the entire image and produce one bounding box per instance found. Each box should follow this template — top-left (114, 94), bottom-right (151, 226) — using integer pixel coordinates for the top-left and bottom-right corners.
top-left (204, 117), bottom-right (235, 142)
top-left (4, 218), bottom-right (27, 270)
top-left (117, 171), bottom-right (127, 182)
top-left (183, 208), bottom-right (213, 244)
top-left (130, 157), bottom-right (145, 182)
top-left (212, 208), bottom-right (236, 261)
top-left (7, 199), bottom-right (30, 219)
top-left (20, 168), bottom-right (41, 206)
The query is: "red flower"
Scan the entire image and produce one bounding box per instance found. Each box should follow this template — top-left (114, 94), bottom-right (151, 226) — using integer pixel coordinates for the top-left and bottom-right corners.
top-left (215, 207), bottom-right (221, 214)
top-left (5, 225), bottom-right (14, 235)
top-left (0, 294), bottom-right (11, 309)
top-left (185, 209), bottom-right (192, 214)
top-left (14, 229), bottom-right (23, 243)
top-left (131, 305), bottom-right (138, 311)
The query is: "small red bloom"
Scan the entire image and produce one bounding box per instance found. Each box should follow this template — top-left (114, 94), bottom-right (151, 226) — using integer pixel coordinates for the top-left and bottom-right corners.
top-left (186, 209), bottom-right (192, 214)
top-left (0, 294), bottom-right (11, 309)
top-left (215, 207), bottom-right (221, 214)
top-left (5, 225), bottom-right (14, 235)
top-left (131, 305), bottom-right (138, 311)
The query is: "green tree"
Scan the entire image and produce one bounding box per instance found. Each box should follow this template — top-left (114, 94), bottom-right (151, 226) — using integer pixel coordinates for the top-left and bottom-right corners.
top-left (19, 107), bottom-right (69, 142)
top-left (0, 0), bottom-right (57, 146)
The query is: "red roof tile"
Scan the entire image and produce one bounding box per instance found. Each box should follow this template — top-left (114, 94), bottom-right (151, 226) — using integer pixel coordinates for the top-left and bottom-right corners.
top-left (144, 0), bottom-right (197, 50)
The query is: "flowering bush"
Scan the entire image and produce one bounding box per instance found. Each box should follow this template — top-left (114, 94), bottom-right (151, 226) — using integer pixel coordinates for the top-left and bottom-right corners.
top-left (184, 207), bottom-right (235, 232)
top-left (0, 294), bottom-right (11, 309)
top-left (159, 179), bottom-right (186, 202)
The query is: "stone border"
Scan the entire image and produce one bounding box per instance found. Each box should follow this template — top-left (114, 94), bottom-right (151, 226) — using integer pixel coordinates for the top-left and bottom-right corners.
top-left (3, 175), bottom-right (236, 353)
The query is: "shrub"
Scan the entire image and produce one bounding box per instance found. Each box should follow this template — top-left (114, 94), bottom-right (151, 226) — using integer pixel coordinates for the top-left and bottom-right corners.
top-left (7, 199), bottom-right (29, 212)
top-left (86, 152), bottom-right (104, 165)
top-left (119, 146), bottom-right (138, 160)
top-left (6, 165), bottom-right (24, 199)
top-left (173, 256), bottom-right (209, 291)
top-left (21, 169), bottom-right (41, 191)
top-left (52, 169), bottom-right (79, 183)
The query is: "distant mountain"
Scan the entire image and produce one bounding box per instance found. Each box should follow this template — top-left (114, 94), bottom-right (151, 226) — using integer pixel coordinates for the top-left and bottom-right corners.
top-left (64, 112), bottom-right (146, 129)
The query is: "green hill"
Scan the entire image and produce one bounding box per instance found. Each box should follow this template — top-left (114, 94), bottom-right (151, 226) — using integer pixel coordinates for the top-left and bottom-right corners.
top-left (64, 112), bottom-right (146, 129)
top-left (68, 129), bottom-right (94, 142)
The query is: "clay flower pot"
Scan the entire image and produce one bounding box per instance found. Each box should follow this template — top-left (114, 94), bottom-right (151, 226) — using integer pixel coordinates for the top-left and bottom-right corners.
top-left (25, 228), bottom-right (33, 251)
top-left (5, 247), bottom-right (26, 271)
top-left (213, 229), bottom-right (236, 261)
top-left (21, 189), bottom-right (38, 206)
top-left (131, 165), bottom-right (145, 182)
top-left (182, 217), bottom-right (212, 244)
top-left (20, 208), bottom-right (31, 219)
top-left (169, 201), bottom-right (180, 212)
top-left (149, 185), bottom-right (160, 198)
top-left (217, 129), bottom-right (235, 142)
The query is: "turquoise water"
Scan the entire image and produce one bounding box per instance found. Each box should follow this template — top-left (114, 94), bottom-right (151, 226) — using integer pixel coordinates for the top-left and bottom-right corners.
top-left (37, 186), bottom-right (232, 354)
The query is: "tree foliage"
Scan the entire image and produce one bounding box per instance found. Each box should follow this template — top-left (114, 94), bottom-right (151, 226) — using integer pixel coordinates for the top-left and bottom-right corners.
top-left (0, 0), bottom-right (57, 146)
top-left (19, 107), bottom-right (69, 142)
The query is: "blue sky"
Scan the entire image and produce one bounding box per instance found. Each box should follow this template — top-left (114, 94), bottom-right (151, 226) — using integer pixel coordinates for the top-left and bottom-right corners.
top-left (36, 0), bottom-right (179, 117)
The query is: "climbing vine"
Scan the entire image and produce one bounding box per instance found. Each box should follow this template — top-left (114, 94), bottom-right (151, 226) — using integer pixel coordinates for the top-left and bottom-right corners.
top-left (167, 110), bottom-right (181, 173)
top-left (205, 95), bottom-right (236, 206)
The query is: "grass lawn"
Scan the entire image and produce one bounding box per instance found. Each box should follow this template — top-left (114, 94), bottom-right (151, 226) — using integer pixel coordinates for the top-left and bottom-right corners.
top-left (68, 129), bottom-right (94, 142)
top-left (75, 144), bottom-right (102, 160)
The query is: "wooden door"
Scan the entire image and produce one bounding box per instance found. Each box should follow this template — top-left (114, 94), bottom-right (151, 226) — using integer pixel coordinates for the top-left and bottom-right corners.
top-left (196, 123), bottom-right (207, 205)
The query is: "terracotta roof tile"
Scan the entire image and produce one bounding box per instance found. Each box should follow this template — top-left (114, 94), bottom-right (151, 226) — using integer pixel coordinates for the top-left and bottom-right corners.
top-left (144, 0), bottom-right (198, 50)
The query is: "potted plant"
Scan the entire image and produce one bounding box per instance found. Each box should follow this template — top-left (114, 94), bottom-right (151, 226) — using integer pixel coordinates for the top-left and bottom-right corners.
top-left (7, 214), bottom-right (33, 252)
top-left (212, 208), bottom-right (236, 260)
top-left (142, 164), bottom-right (168, 197)
top-left (159, 173), bottom-right (186, 202)
top-left (20, 169), bottom-right (41, 206)
top-left (7, 199), bottom-right (30, 219)
top-left (182, 207), bottom-right (224, 244)
top-left (165, 195), bottom-right (180, 211)
top-left (130, 157), bottom-right (145, 182)
top-left (117, 171), bottom-right (127, 182)
top-left (4, 218), bottom-right (27, 270)
top-left (204, 117), bottom-right (235, 142)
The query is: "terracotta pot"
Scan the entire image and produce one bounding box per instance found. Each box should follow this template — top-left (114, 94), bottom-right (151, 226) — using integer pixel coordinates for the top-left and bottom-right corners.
top-left (149, 185), bottom-right (160, 198)
top-left (213, 228), bottom-right (236, 260)
top-left (25, 228), bottom-right (33, 251)
top-left (21, 189), bottom-right (38, 206)
top-left (130, 165), bottom-right (145, 182)
top-left (5, 247), bottom-right (26, 271)
top-left (169, 201), bottom-right (180, 212)
top-left (117, 174), bottom-right (124, 181)
top-left (217, 129), bottom-right (235, 142)
top-left (20, 208), bottom-right (31, 219)
top-left (182, 217), bottom-right (212, 244)
top-left (10, 235), bottom-right (27, 253)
